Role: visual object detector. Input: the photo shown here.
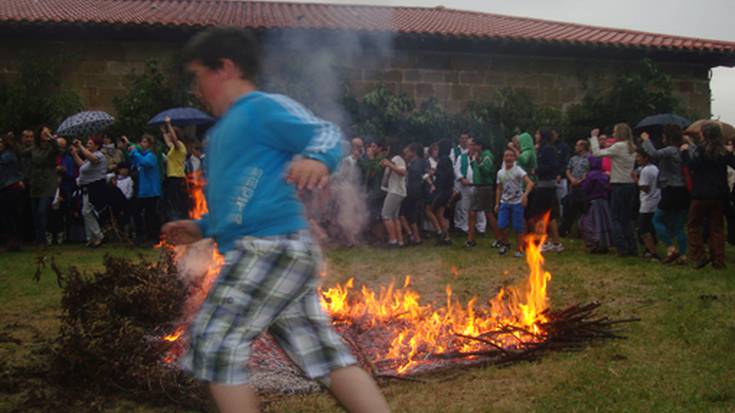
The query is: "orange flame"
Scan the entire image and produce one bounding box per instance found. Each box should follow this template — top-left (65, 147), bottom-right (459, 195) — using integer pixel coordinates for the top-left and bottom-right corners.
top-left (187, 171), bottom-right (208, 220)
top-left (450, 265), bottom-right (459, 278)
top-left (162, 178), bottom-right (554, 375)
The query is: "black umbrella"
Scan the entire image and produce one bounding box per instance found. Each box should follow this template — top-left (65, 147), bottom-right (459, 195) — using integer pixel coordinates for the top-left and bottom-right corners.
top-left (635, 113), bottom-right (691, 130)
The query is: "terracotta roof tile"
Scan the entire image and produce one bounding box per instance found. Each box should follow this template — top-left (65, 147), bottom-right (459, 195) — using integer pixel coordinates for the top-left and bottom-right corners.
top-left (1, 0), bottom-right (734, 54)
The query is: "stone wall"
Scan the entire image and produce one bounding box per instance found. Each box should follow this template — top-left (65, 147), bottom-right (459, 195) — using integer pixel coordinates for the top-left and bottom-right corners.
top-left (0, 39), bottom-right (712, 119)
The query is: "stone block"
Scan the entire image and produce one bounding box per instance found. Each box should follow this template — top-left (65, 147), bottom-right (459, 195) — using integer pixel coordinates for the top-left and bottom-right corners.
top-left (459, 71), bottom-right (485, 84)
top-left (484, 72), bottom-right (505, 86)
top-left (471, 85), bottom-right (498, 100)
top-left (415, 52), bottom-right (452, 70)
top-left (543, 88), bottom-right (562, 105)
top-left (363, 69), bottom-right (402, 82)
top-left (451, 84), bottom-right (470, 100)
top-left (389, 53), bottom-right (415, 68)
top-left (107, 61), bottom-right (145, 76)
top-left (80, 60), bottom-right (107, 74)
top-left (434, 84), bottom-right (450, 101)
top-left (403, 70), bottom-right (420, 82)
top-left (399, 83), bottom-right (416, 98)
top-left (419, 69), bottom-right (447, 83)
top-left (416, 83), bottom-right (435, 98)
top-left (444, 71), bottom-right (459, 84)
top-left (695, 81), bottom-right (710, 94)
top-left (451, 53), bottom-right (490, 71)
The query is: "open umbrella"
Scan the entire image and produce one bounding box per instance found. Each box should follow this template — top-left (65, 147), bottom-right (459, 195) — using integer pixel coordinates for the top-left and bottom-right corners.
top-left (148, 107), bottom-right (214, 127)
top-left (685, 119), bottom-right (735, 140)
top-left (56, 111), bottom-right (114, 137)
top-left (635, 113), bottom-right (691, 130)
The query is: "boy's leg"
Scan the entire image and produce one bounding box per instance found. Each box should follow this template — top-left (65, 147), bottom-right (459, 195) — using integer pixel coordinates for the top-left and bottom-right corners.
top-left (209, 383), bottom-right (259, 413)
top-left (512, 204), bottom-right (525, 251)
top-left (329, 366), bottom-right (390, 413)
top-left (467, 210), bottom-right (477, 243)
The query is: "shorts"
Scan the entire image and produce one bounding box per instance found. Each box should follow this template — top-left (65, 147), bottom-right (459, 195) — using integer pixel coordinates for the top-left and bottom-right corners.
top-left (498, 202), bottom-right (525, 233)
top-left (431, 190), bottom-right (452, 210)
top-left (470, 186), bottom-right (494, 212)
top-left (400, 195), bottom-right (421, 224)
top-left (527, 187), bottom-right (560, 220)
top-left (179, 231), bottom-right (356, 385)
top-left (637, 212), bottom-right (655, 237)
top-left (381, 192), bottom-right (405, 220)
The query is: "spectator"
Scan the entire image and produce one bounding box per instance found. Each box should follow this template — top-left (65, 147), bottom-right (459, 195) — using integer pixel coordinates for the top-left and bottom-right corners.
top-left (161, 119), bottom-right (189, 221)
top-left (380, 145), bottom-right (407, 247)
top-left (681, 122), bottom-right (735, 269)
top-left (126, 134), bottom-right (162, 246)
top-left (70, 136), bottom-right (108, 248)
top-left (358, 140), bottom-right (388, 242)
top-left (579, 156), bottom-right (613, 253)
top-left (452, 133), bottom-right (472, 233)
top-left (0, 133), bottom-right (24, 251)
top-left (431, 139), bottom-right (455, 245)
top-left (185, 142), bottom-right (203, 176)
top-left (590, 124), bottom-right (638, 257)
top-left (641, 125), bottom-right (689, 265)
top-left (101, 135), bottom-right (125, 172)
top-left (29, 126), bottom-right (60, 246)
top-left (532, 128), bottom-right (564, 252)
top-left (495, 148), bottom-right (534, 257)
top-left (552, 128), bottom-right (571, 218)
top-left (107, 163), bottom-right (134, 238)
top-left (400, 143), bottom-right (425, 245)
top-left (726, 138), bottom-right (735, 246)
top-left (422, 143), bottom-right (443, 238)
top-left (560, 139), bottom-right (590, 236)
top-left (465, 139), bottom-right (501, 248)
top-left (633, 148), bottom-right (662, 261)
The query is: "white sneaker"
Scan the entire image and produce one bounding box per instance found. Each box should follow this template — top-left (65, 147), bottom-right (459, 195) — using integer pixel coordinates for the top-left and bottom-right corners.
top-left (514, 251), bottom-right (523, 258)
top-left (541, 242), bottom-right (554, 252)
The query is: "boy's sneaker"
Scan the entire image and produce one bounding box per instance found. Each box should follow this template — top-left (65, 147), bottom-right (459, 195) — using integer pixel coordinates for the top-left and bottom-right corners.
top-left (498, 245), bottom-right (509, 255)
top-left (513, 250), bottom-right (523, 258)
top-left (642, 251), bottom-right (653, 260)
top-left (464, 240), bottom-right (477, 248)
top-left (552, 243), bottom-right (565, 252)
top-left (541, 242), bottom-right (553, 252)
top-left (490, 240), bottom-right (503, 249)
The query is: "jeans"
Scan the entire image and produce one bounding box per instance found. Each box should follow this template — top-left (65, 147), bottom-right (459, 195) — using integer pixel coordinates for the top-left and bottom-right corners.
top-left (610, 184), bottom-right (638, 256)
top-left (31, 196), bottom-right (53, 245)
top-left (653, 208), bottom-right (687, 254)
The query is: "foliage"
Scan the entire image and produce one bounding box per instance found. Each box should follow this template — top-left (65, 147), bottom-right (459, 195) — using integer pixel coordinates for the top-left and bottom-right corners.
top-left (0, 54), bottom-right (83, 133)
top-left (110, 60), bottom-right (194, 140)
top-left (565, 59), bottom-right (683, 138)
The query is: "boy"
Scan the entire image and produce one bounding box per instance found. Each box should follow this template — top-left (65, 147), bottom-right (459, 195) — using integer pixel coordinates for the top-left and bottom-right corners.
top-left (161, 28), bottom-right (389, 413)
top-left (464, 139), bottom-right (501, 248)
top-left (495, 149), bottom-right (534, 257)
top-left (634, 148), bottom-right (662, 261)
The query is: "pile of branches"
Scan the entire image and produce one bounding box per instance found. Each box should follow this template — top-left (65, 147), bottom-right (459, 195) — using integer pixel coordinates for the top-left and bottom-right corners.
top-left (46, 252), bottom-right (208, 410)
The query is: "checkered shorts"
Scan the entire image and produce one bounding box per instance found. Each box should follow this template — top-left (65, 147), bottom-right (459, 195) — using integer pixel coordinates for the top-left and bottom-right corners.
top-left (178, 230), bottom-right (356, 385)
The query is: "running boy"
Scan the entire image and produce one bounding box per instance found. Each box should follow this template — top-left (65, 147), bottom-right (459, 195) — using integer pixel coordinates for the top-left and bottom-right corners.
top-left (162, 28), bottom-right (389, 413)
top-left (495, 148), bottom-right (534, 257)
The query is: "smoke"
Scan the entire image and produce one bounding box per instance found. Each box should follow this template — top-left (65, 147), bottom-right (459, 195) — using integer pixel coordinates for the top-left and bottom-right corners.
top-left (258, 25), bottom-right (396, 246)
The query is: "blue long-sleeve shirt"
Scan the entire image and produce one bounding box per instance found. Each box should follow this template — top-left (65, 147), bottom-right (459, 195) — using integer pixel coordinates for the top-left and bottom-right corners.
top-left (196, 91), bottom-right (342, 253)
top-left (130, 147), bottom-right (161, 198)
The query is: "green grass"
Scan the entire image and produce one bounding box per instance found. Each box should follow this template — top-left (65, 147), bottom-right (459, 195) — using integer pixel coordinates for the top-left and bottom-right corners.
top-left (1, 238), bottom-right (734, 412)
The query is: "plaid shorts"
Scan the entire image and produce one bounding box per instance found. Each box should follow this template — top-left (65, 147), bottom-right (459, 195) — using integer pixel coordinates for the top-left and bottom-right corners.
top-left (178, 230), bottom-right (356, 385)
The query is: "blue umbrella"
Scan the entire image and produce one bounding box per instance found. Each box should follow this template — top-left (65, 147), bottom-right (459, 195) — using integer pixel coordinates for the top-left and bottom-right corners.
top-left (56, 111), bottom-right (114, 137)
top-left (148, 107), bottom-right (214, 127)
top-left (635, 113), bottom-right (691, 130)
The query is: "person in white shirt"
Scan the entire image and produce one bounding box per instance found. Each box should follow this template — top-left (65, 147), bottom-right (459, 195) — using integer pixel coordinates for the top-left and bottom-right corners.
top-left (380, 148), bottom-right (407, 247)
top-left (634, 148), bottom-right (661, 261)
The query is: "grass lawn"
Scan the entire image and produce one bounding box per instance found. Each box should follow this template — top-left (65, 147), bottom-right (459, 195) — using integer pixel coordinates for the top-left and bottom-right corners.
top-left (1, 238), bottom-right (734, 412)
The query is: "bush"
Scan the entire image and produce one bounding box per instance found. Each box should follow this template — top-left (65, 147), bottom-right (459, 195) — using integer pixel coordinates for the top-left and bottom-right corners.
top-left (0, 54), bottom-right (83, 133)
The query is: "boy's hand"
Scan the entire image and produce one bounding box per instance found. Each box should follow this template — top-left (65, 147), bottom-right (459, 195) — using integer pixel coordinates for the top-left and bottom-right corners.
top-left (591, 128), bottom-right (600, 138)
top-left (494, 204), bottom-right (500, 214)
top-left (161, 220), bottom-right (203, 245)
top-left (287, 158), bottom-right (329, 190)
top-left (521, 195), bottom-right (528, 208)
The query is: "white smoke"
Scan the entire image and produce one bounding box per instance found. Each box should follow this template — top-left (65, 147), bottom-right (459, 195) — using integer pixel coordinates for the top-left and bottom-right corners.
top-left (259, 26), bottom-right (396, 245)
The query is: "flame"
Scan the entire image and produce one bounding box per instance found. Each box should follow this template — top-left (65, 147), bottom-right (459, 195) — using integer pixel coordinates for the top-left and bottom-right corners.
top-left (187, 171), bottom-right (208, 220)
top-left (450, 265), bottom-right (459, 278)
top-left (161, 176), bottom-right (554, 375)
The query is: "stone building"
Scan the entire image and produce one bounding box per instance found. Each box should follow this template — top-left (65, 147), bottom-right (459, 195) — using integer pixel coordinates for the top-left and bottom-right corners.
top-left (1, 0), bottom-right (734, 117)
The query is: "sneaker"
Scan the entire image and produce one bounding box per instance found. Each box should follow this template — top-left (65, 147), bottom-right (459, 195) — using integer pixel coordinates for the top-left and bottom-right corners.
top-left (490, 240), bottom-right (503, 249)
top-left (513, 251), bottom-right (523, 258)
top-left (662, 250), bottom-right (680, 265)
top-left (541, 242), bottom-right (553, 252)
top-left (675, 256), bottom-right (688, 266)
top-left (642, 251), bottom-right (654, 260)
top-left (498, 245), bottom-right (509, 255)
top-left (464, 240), bottom-right (477, 248)
top-left (552, 243), bottom-right (565, 252)
top-left (693, 259), bottom-right (710, 270)
top-left (650, 254), bottom-right (662, 263)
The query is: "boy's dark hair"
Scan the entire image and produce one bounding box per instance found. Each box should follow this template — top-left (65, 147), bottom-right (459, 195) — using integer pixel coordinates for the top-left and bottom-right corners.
top-left (635, 147), bottom-right (651, 160)
top-left (504, 148), bottom-right (517, 157)
top-left (183, 28), bottom-right (261, 82)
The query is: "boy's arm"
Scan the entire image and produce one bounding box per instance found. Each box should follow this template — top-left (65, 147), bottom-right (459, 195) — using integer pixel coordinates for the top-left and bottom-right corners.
top-left (495, 181), bottom-right (502, 212)
top-left (263, 96), bottom-right (342, 172)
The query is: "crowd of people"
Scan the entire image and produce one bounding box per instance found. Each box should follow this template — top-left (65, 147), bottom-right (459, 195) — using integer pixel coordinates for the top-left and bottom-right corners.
top-left (2, 115), bottom-right (734, 269)
top-left (333, 121), bottom-right (735, 269)
top-left (0, 118), bottom-right (204, 250)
